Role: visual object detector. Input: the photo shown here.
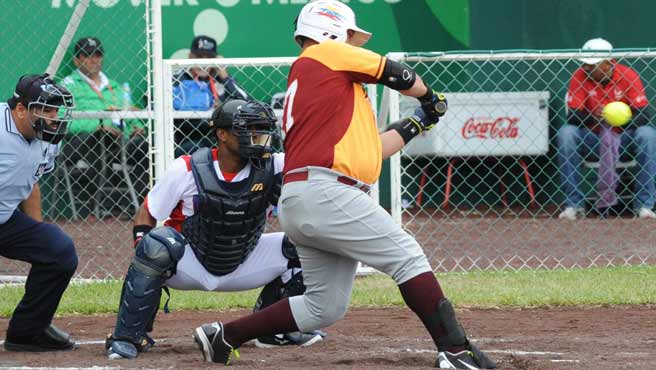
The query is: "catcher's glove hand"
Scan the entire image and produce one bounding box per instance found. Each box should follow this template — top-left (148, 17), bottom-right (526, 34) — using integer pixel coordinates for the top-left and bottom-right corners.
top-left (418, 88), bottom-right (448, 125)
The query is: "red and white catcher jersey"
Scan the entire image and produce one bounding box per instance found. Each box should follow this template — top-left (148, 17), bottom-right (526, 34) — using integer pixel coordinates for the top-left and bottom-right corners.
top-left (145, 149), bottom-right (285, 231)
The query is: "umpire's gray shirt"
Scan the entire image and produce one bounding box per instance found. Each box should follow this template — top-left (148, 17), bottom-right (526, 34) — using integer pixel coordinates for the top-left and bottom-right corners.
top-left (0, 103), bottom-right (59, 224)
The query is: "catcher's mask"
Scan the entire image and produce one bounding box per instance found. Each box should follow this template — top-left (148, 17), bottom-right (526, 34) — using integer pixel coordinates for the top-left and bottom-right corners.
top-left (209, 99), bottom-right (278, 164)
top-left (9, 73), bottom-right (74, 144)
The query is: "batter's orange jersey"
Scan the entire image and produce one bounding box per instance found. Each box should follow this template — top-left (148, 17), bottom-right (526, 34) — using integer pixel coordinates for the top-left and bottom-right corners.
top-left (281, 40), bottom-right (386, 185)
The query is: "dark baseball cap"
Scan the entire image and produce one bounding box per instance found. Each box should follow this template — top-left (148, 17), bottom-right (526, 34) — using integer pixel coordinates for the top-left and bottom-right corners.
top-left (190, 35), bottom-right (217, 57)
top-left (8, 73), bottom-right (73, 108)
top-left (74, 37), bottom-right (104, 57)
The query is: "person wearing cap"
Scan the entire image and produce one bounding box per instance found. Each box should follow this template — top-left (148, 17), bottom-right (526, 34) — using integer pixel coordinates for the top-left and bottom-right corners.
top-left (558, 38), bottom-right (656, 220)
top-left (172, 35), bottom-right (250, 157)
top-left (60, 36), bottom-right (149, 214)
top-left (191, 2), bottom-right (495, 369)
top-left (0, 73), bottom-right (78, 352)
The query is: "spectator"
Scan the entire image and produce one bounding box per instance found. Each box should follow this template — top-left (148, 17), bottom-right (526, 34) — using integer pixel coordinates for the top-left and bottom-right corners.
top-left (558, 38), bottom-right (656, 219)
top-left (61, 37), bottom-right (149, 213)
top-left (172, 35), bottom-right (249, 157)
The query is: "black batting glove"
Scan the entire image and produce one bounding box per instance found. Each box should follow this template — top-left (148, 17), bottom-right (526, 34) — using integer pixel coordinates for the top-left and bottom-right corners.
top-left (418, 88), bottom-right (448, 124)
top-left (387, 107), bottom-right (435, 144)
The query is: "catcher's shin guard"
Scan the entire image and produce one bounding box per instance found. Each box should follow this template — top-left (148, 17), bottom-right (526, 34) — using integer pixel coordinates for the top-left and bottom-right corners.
top-left (253, 277), bottom-right (283, 312)
top-left (253, 269), bottom-right (305, 312)
top-left (281, 235), bottom-right (301, 269)
top-left (109, 227), bottom-right (186, 352)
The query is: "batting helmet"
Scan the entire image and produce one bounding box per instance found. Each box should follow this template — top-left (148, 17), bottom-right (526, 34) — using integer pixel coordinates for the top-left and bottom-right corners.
top-left (294, 0), bottom-right (371, 47)
top-left (8, 73), bottom-right (74, 144)
top-left (209, 99), bottom-right (278, 160)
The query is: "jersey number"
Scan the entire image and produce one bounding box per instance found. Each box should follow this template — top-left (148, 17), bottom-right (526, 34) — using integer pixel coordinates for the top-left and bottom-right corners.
top-left (283, 79), bottom-right (298, 133)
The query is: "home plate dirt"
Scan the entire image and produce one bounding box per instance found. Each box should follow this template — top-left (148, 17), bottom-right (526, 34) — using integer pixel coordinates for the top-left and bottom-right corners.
top-left (1, 305), bottom-right (654, 369)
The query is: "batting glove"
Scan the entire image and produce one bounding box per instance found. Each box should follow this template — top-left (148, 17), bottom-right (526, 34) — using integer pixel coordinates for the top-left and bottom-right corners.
top-left (387, 107), bottom-right (435, 144)
top-left (418, 88), bottom-right (448, 124)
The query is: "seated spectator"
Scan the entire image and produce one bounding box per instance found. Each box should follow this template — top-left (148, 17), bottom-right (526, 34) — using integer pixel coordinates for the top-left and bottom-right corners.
top-left (172, 35), bottom-right (249, 157)
top-left (61, 37), bottom-right (149, 214)
top-left (557, 38), bottom-right (656, 220)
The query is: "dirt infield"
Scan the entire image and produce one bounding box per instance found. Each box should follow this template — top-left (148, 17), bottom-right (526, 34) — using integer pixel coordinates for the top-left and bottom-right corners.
top-left (1, 208), bottom-right (655, 279)
top-left (1, 305), bottom-right (654, 369)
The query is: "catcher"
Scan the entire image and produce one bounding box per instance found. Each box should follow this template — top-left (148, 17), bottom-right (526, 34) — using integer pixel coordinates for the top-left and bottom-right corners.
top-left (105, 99), bottom-right (324, 359)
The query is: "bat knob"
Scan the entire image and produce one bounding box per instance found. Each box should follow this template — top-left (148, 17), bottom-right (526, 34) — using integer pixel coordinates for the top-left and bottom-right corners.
top-left (435, 101), bottom-right (448, 114)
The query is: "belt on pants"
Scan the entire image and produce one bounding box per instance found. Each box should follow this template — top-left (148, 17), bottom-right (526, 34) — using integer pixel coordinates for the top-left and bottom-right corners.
top-left (283, 170), bottom-right (371, 193)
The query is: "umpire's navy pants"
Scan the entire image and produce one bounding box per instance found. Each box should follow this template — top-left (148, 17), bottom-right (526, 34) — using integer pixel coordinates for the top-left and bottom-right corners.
top-left (0, 210), bottom-right (78, 339)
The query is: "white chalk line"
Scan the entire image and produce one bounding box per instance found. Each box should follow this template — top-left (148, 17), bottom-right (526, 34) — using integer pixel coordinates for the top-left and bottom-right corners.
top-left (2, 336), bottom-right (649, 368)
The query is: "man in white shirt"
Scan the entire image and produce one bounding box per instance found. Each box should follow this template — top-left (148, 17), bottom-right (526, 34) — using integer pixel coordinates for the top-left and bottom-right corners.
top-left (105, 99), bottom-right (323, 360)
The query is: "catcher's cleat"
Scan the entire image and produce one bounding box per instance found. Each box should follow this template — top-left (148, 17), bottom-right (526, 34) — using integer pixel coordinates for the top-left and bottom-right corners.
top-left (107, 340), bottom-right (138, 359)
top-left (193, 322), bottom-right (240, 365)
top-left (4, 324), bottom-right (76, 352)
top-left (105, 333), bottom-right (155, 359)
top-left (436, 342), bottom-right (496, 369)
top-left (254, 330), bottom-right (325, 348)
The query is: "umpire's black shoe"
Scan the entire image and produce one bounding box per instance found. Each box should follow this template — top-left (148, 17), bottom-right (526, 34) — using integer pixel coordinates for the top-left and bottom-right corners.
top-left (193, 322), bottom-right (240, 365)
top-left (4, 324), bottom-right (76, 352)
top-left (436, 341), bottom-right (496, 369)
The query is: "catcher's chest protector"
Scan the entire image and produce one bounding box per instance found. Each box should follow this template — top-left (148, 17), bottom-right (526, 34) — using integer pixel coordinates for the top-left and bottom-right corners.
top-left (183, 148), bottom-right (275, 276)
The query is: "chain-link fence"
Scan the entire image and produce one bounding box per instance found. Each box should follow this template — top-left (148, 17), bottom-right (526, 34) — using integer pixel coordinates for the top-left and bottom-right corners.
top-left (161, 58), bottom-right (294, 164)
top-left (384, 50), bottom-right (656, 271)
top-left (2, 12), bottom-right (656, 280)
top-left (0, 0), bottom-right (155, 280)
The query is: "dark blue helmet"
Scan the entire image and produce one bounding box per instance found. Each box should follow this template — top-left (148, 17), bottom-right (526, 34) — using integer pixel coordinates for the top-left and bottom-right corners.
top-left (9, 73), bottom-right (74, 144)
top-left (209, 99), bottom-right (278, 160)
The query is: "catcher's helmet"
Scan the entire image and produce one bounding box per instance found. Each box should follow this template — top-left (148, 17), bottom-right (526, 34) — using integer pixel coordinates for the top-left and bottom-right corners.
top-left (294, 0), bottom-right (371, 47)
top-left (9, 73), bottom-right (74, 144)
top-left (209, 99), bottom-right (278, 160)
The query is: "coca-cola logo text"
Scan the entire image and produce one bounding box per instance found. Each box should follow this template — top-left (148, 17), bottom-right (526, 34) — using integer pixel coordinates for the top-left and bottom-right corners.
top-left (461, 117), bottom-right (520, 139)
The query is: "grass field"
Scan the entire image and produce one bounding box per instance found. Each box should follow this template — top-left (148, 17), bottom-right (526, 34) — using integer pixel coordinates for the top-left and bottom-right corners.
top-left (1, 265), bottom-right (654, 317)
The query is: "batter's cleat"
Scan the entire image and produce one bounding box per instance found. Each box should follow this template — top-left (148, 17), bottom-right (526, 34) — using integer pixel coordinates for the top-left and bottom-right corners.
top-left (4, 324), bottom-right (76, 352)
top-left (254, 330), bottom-right (325, 348)
top-left (437, 350), bottom-right (480, 369)
top-left (436, 342), bottom-right (496, 369)
top-left (193, 322), bottom-right (240, 365)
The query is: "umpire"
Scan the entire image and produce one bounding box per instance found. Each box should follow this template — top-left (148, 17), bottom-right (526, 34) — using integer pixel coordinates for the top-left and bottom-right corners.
top-left (0, 74), bottom-right (78, 351)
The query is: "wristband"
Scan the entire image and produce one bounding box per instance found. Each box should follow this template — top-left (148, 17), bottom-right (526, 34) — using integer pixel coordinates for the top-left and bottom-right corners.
top-left (133, 224), bottom-right (154, 247)
top-left (418, 87), bottom-right (435, 103)
top-left (387, 116), bottom-right (423, 144)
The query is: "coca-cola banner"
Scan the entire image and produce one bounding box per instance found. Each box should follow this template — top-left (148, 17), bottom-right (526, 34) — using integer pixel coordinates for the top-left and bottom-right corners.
top-left (401, 91), bottom-right (550, 157)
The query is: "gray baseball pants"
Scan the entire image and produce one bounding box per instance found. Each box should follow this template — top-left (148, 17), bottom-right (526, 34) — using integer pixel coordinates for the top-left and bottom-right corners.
top-left (279, 167), bottom-right (432, 332)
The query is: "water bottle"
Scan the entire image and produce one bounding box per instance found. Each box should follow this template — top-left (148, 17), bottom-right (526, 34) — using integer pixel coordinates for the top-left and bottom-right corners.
top-left (121, 82), bottom-right (132, 110)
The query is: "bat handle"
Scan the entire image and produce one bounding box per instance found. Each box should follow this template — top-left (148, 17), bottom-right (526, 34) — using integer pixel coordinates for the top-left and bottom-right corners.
top-left (435, 101), bottom-right (448, 114)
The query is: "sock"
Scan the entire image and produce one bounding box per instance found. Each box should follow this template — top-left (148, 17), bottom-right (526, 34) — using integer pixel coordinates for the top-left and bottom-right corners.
top-left (223, 298), bottom-right (299, 347)
top-left (398, 272), bottom-right (465, 353)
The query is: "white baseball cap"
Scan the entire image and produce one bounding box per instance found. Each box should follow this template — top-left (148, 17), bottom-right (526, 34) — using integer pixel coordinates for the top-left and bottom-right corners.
top-left (294, 0), bottom-right (372, 47)
top-left (578, 38), bottom-right (613, 65)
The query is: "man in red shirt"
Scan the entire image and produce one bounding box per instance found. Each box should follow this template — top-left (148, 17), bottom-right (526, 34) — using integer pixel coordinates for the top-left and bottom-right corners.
top-left (558, 38), bottom-right (656, 220)
top-left (192, 1), bottom-right (495, 369)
